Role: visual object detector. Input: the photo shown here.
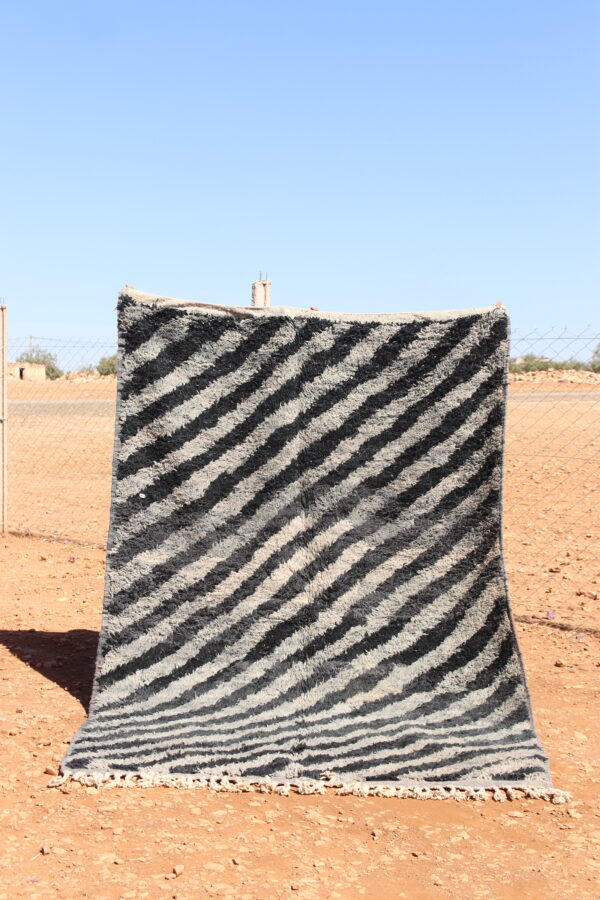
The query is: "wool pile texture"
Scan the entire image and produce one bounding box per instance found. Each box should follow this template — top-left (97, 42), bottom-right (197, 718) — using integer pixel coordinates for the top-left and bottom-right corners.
top-left (59, 289), bottom-right (560, 800)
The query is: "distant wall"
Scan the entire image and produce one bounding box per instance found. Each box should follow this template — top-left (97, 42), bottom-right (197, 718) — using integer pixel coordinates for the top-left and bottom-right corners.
top-left (8, 362), bottom-right (46, 381)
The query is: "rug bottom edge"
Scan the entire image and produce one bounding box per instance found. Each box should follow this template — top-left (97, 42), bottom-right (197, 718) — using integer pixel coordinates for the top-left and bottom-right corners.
top-left (50, 770), bottom-right (570, 803)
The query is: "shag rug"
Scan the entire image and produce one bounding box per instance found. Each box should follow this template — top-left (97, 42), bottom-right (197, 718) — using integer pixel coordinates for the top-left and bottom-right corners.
top-left (57, 288), bottom-right (566, 802)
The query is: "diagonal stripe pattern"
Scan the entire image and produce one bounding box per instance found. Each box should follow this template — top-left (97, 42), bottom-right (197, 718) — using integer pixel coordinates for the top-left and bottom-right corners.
top-left (60, 290), bottom-right (555, 796)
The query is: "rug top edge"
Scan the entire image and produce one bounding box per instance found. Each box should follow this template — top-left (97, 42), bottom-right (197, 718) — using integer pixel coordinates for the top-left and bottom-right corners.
top-left (120, 286), bottom-right (506, 323)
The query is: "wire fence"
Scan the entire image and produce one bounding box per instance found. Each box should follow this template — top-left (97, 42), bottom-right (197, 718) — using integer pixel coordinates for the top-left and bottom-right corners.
top-left (6, 336), bottom-right (117, 547)
top-left (4, 326), bottom-right (600, 606)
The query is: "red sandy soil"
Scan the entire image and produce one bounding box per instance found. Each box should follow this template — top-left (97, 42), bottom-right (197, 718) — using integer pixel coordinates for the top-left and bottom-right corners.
top-left (1, 378), bottom-right (599, 899)
top-left (1, 534), bottom-right (599, 900)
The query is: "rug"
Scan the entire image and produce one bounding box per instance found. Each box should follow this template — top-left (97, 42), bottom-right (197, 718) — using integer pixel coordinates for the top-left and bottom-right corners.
top-left (56, 288), bottom-right (565, 801)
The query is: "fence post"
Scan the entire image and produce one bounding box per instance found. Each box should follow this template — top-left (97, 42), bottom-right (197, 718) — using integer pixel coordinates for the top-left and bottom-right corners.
top-left (0, 303), bottom-right (7, 534)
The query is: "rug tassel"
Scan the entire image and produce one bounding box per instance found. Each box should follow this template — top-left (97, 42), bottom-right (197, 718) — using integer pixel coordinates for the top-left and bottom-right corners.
top-left (48, 772), bottom-right (571, 804)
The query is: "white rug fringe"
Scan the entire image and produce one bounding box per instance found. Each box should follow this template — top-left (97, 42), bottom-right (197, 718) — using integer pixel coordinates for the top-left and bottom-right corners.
top-left (48, 771), bottom-right (571, 804)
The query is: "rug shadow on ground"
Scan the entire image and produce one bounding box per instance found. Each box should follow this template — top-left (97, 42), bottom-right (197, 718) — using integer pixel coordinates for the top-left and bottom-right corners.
top-left (0, 629), bottom-right (99, 711)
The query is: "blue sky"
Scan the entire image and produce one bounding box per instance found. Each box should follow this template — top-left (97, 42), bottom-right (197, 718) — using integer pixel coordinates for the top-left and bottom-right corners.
top-left (1, 1), bottom-right (598, 348)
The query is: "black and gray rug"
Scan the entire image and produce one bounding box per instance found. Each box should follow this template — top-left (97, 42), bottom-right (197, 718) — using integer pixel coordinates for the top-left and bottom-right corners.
top-left (57, 288), bottom-right (565, 801)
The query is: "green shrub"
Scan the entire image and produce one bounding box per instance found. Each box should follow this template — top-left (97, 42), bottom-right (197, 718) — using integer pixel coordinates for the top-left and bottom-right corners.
top-left (97, 354), bottom-right (117, 376)
top-left (509, 354), bottom-right (593, 374)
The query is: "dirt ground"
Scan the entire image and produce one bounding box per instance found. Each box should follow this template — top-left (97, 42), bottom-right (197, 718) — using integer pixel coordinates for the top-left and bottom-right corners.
top-left (1, 379), bottom-right (599, 899)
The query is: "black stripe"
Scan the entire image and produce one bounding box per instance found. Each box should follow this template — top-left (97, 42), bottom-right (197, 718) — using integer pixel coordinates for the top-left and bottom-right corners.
top-left (340, 590), bottom-right (510, 723)
top-left (382, 745), bottom-right (548, 779)
top-left (119, 317), bottom-right (287, 444)
top-left (88, 719), bottom-right (535, 774)
top-left (423, 766), bottom-right (548, 783)
top-left (115, 318), bottom-right (384, 518)
top-left (73, 625), bottom-right (522, 753)
top-left (120, 312), bottom-right (237, 404)
top-left (79, 690), bottom-right (530, 770)
top-left (108, 314), bottom-right (499, 619)
top-left (301, 732), bottom-right (538, 774)
top-left (66, 639), bottom-right (524, 760)
top-left (103, 411), bottom-right (499, 689)
top-left (97, 400), bottom-right (501, 698)
top-left (96, 494), bottom-right (500, 727)
top-left (479, 767), bottom-right (549, 783)
top-left (142, 584), bottom-right (512, 751)
top-left (158, 530), bottom-right (501, 731)
top-left (113, 317), bottom-right (433, 563)
top-left (95, 428), bottom-right (497, 744)
top-left (171, 758), bottom-right (294, 779)
top-left (186, 517), bottom-right (500, 722)
top-left (118, 317), bottom-right (335, 475)
top-left (119, 295), bottom-right (182, 356)
top-left (97, 379), bottom-right (503, 706)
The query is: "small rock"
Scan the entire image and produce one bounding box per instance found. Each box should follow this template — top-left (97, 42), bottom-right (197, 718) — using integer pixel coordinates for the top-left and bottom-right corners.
top-left (508, 811), bottom-right (526, 818)
top-left (554, 660), bottom-right (565, 667)
top-left (232, 858), bottom-right (241, 866)
top-left (40, 846), bottom-right (51, 855)
top-left (113, 858), bottom-right (124, 865)
top-left (173, 864), bottom-right (184, 876)
top-left (291, 886), bottom-right (300, 892)
top-left (43, 766), bottom-right (58, 776)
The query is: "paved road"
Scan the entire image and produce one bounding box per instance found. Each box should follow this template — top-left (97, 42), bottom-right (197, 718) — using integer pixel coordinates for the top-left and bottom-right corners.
top-left (508, 392), bottom-right (599, 403)
top-left (8, 399), bottom-right (116, 417)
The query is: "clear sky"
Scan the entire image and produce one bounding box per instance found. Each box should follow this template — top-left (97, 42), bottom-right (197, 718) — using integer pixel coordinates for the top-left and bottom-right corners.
top-left (1, 0), bottom-right (598, 346)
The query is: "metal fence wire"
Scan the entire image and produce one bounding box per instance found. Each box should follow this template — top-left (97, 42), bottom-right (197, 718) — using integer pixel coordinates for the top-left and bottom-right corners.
top-left (6, 337), bottom-right (117, 547)
top-left (4, 326), bottom-right (600, 603)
